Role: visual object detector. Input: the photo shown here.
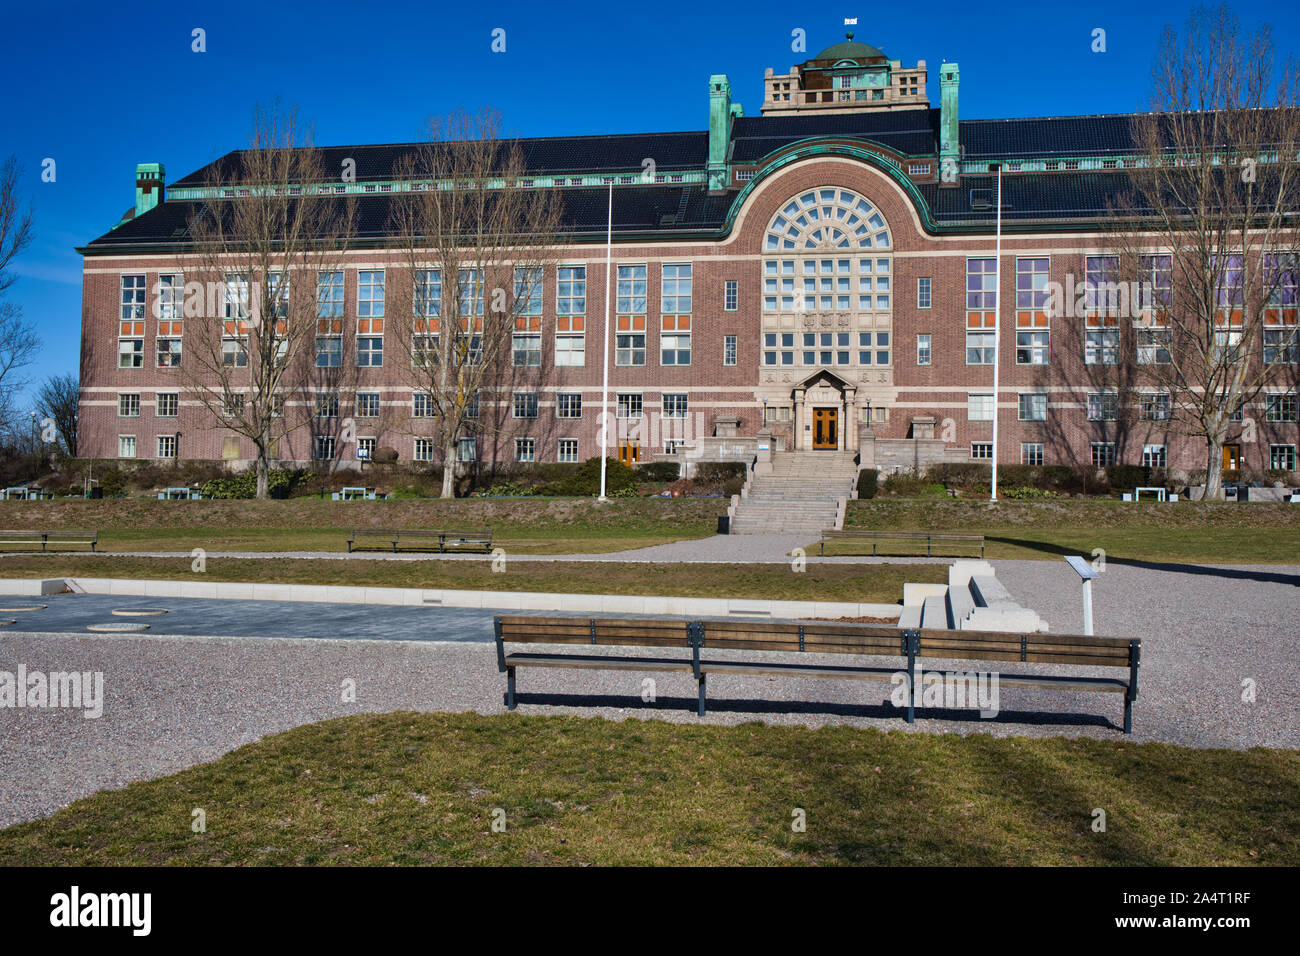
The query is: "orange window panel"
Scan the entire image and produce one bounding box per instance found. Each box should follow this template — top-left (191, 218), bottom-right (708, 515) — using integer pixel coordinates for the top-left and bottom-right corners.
top-left (1085, 313), bottom-right (1119, 328)
top-left (662, 315), bottom-right (691, 331)
top-left (557, 316), bottom-right (585, 332)
top-left (514, 316), bottom-right (541, 331)
top-left (1266, 308), bottom-right (1298, 326)
top-left (1016, 311), bottom-right (1048, 328)
top-left (157, 321), bottom-right (183, 336)
top-left (617, 315), bottom-right (646, 332)
top-left (274, 319), bottom-right (287, 335)
top-left (317, 319), bottom-right (342, 334)
top-left (1215, 309), bottom-right (1243, 328)
top-left (459, 318), bottom-right (484, 333)
top-left (414, 317), bottom-right (440, 334)
top-left (966, 311), bottom-right (995, 329)
top-left (119, 321), bottom-right (144, 336)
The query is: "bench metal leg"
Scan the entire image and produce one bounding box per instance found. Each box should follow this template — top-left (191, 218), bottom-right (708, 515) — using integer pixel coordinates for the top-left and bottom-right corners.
top-left (506, 667), bottom-right (517, 710)
top-left (1123, 693), bottom-right (1133, 734)
top-left (697, 674), bottom-right (707, 717)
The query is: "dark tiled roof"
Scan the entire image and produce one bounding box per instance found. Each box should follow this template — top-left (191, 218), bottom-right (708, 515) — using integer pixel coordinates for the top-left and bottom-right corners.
top-left (959, 114), bottom-right (1142, 159)
top-left (921, 172), bottom-right (1145, 224)
top-left (730, 109), bottom-right (938, 161)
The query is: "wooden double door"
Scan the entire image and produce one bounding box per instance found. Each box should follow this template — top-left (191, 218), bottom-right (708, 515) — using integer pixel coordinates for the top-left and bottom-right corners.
top-left (812, 408), bottom-right (839, 449)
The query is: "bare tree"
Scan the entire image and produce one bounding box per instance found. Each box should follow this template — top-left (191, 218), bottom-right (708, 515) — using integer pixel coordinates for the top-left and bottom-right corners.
top-left (185, 105), bottom-right (357, 498)
top-left (1106, 5), bottom-right (1300, 499)
top-left (0, 156), bottom-right (38, 435)
top-left (36, 372), bottom-right (79, 456)
top-left (387, 109), bottom-right (565, 497)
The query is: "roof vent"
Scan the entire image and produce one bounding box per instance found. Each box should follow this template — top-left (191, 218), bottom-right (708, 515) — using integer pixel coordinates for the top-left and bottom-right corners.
top-left (969, 188), bottom-right (993, 210)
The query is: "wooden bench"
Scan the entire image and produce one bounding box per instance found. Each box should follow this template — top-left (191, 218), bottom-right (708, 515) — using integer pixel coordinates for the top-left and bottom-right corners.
top-left (0, 530), bottom-right (98, 552)
top-left (820, 529), bottom-right (985, 557)
top-left (347, 528), bottom-right (493, 553)
top-left (494, 616), bottom-right (1141, 733)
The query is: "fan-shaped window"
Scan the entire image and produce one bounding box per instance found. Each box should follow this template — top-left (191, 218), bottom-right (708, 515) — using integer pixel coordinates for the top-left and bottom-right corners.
top-left (764, 188), bottom-right (891, 252)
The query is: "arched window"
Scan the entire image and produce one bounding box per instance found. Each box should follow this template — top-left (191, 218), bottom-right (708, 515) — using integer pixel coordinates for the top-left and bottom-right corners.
top-left (764, 188), bottom-right (891, 252)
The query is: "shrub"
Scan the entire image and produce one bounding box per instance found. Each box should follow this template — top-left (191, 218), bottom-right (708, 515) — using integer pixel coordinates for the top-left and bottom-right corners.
top-left (1105, 464), bottom-right (1162, 492)
top-left (925, 463), bottom-right (987, 489)
top-left (539, 457), bottom-right (639, 497)
top-left (201, 468), bottom-right (309, 500)
top-left (694, 462), bottom-right (746, 483)
top-left (637, 461), bottom-right (681, 482)
top-left (1001, 486), bottom-right (1061, 499)
top-left (857, 468), bottom-right (879, 499)
top-left (98, 468), bottom-right (128, 498)
top-left (882, 473), bottom-right (932, 497)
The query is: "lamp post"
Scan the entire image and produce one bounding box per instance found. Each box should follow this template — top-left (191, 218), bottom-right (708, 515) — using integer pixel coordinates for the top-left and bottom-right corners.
top-left (599, 178), bottom-right (613, 501)
top-left (990, 162), bottom-right (1003, 502)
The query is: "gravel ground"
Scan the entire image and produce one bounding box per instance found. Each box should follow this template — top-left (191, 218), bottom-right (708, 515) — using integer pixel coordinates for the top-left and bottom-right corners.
top-left (1, 558), bottom-right (1296, 828)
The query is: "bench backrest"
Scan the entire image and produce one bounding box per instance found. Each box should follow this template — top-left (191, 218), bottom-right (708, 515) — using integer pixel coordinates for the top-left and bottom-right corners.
top-left (495, 616), bottom-right (1137, 669)
top-left (45, 530), bottom-right (98, 538)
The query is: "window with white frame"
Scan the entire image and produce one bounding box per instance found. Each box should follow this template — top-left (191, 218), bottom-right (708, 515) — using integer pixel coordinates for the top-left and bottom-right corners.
top-left (512, 329), bottom-right (542, 366)
top-left (356, 437), bottom-right (376, 461)
top-left (1021, 442), bottom-right (1043, 466)
top-left (917, 277), bottom-right (931, 309)
top-left (616, 265), bottom-right (646, 366)
top-left (356, 393), bottom-right (381, 418)
top-left (156, 393), bottom-right (178, 417)
top-left (971, 442), bottom-right (993, 459)
top-left (724, 280), bottom-right (738, 311)
top-left (1085, 328), bottom-right (1120, 365)
top-left (557, 393), bottom-right (582, 419)
top-left (556, 266), bottom-right (586, 366)
top-left (314, 436), bottom-right (335, 460)
top-left (616, 393), bottom-right (643, 419)
top-left (316, 392), bottom-right (339, 418)
top-left (458, 269), bottom-right (485, 316)
top-left (223, 393), bottom-right (244, 417)
top-left (118, 393), bottom-right (140, 417)
top-left (119, 274), bottom-right (146, 368)
top-left (857, 331), bottom-right (890, 366)
top-left (155, 273), bottom-right (184, 367)
top-left (1264, 252), bottom-right (1299, 364)
top-left (968, 393), bottom-right (994, 422)
top-left (966, 258), bottom-right (997, 364)
top-left (661, 263), bottom-right (692, 365)
top-left (916, 333), bottom-right (931, 366)
top-left (414, 269), bottom-right (441, 318)
top-left (1270, 444), bottom-right (1296, 470)
top-left (1141, 444), bottom-right (1167, 469)
top-left (515, 437), bottom-right (535, 463)
top-left (724, 335), bottom-right (737, 366)
top-left (317, 271), bottom-right (344, 367)
top-left (1140, 392), bottom-right (1172, 421)
top-left (515, 267), bottom-right (543, 316)
top-left (413, 392), bottom-right (436, 418)
top-left (1018, 393), bottom-right (1047, 421)
top-left (1015, 257), bottom-right (1051, 365)
top-left (1265, 393), bottom-right (1297, 422)
top-left (413, 438), bottom-right (436, 461)
top-left (763, 331), bottom-right (796, 367)
top-left (1091, 442), bottom-right (1116, 467)
top-left (663, 393), bottom-right (688, 418)
top-left (118, 435), bottom-right (137, 458)
top-left (156, 434), bottom-right (177, 459)
top-left (513, 392), bottom-right (539, 419)
top-left (1087, 391), bottom-right (1119, 421)
top-left (1136, 328), bottom-right (1171, 365)
top-left (456, 437), bottom-right (476, 462)
top-left (558, 438), bottom-right (579, 463)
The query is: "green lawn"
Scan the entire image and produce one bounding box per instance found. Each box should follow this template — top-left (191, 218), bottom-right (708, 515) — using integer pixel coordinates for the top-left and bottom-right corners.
top-left (0, 557), bottom-right (940, 604)
top-left (839, 499), bottom-right (1300, 564)
top-left (1, 712), bottom-right (1294, 865)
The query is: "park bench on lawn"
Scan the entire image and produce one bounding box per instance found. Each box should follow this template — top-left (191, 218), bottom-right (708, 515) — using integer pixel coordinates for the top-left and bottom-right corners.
top-left (819, 529), bottom-right (985, 558)
top-left (347, 528), bottom-right (493, 553)
top-left (494, 615), bottom-right (1141, 733)
top-left (0, 529), bottom-right (98, 552)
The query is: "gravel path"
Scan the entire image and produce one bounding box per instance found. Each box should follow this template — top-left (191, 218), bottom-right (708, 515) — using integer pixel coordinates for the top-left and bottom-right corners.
top-left (1, 558), bottom-right (1296, 828)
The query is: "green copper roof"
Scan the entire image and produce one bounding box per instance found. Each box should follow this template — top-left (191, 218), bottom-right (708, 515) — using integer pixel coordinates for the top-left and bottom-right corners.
top-left (813, 33), bottom-right (885, 63)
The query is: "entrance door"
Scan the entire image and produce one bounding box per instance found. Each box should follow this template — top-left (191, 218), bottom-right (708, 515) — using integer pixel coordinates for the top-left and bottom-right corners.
top-left (1223, 443), bottom-right (1242, 474)
top-left (812, 408), bottom-right (838, 449)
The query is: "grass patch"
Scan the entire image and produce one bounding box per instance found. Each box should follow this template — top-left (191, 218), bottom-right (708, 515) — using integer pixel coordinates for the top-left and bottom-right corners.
top-left (0, 557), bottom-right (942, 604)
top-left (1, 711), bottom-right (1294, 865)
top-left (841, 499), bottom-right (1300, 564)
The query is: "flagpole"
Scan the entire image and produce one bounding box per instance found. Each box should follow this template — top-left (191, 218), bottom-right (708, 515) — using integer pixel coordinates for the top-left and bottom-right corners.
top-left (599, 179), bottom-right (613, 501)
top-left (990, 163), bottom-right (1002, 502)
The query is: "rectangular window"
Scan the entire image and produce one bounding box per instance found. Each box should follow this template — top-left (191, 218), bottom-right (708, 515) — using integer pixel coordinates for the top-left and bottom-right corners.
top-left (617, 265), bottom-right (647, 366)
top-left (512, 332), bottom-right (542, 367)
top-left (154, 274), bottom-right (184, 368)
top-left (1015, 330), bottom-right (1049, 365)
top-left (118, 393), bottom-right (140, 417)
top-left (1141, 444), bottom-right (1167, 469)
top-left (515, 267), bottom-right (543, 316)
top-left (316, 392), bottom-right (339, 418)
top-left (1140, 392), bottom-right (1172, 421)
top-left (1021, 442), bottom-right (1044, 466)
top-left (456, 437), bottom-right (477, 462)
top-left (156, 434), bottom-right (177, 459)
top-left (156, 393), bottom-right (178, 417)
top-left (515, 437), bottom-right (535, 463)
top-left (223, 393), bottom-right (244, 418)
top-left (966, 258), bottom-right (997, 365)
top-left (119, 274), bottom-right (147, 368)
top-left (1264, 328), bottom-right (1300, 365)
top-left (616, 393), bottom-right (643, 419)
top-left (1014, 258), bottom-right (1051, 365)
top-left (457, 268), bottom-right (485, 316)
top-left (464, 391), bottom-right (479, 418)
top-left (916, 334), bottom-right (931, 366)
top-left (967, 393), bottom-right (994, 422)
top-left (512, 392), bottom-right (539, 419)
top-left (663, 393), bottom-right (688, 418)
top-left (557, 393), bottom-right (583, 419)
top-left (724, 280), bottom-right (738, 311)
top-left (1085, 329), bottom-right (1120, 366)
top-left (118, 435), bottom-right (136, 458)
top-left (1018, 393), bottom-right (1047, 421)
top-left (316, 335), bottom-right (342, 368)
top-left (557, 266), bottom-right (586, 315)
top-left (314, 436), bottom-right (335, 461)
top-left (413, 392), bottom-right (436, 418)
top-left (356, 393), bottom-right (381, 418)
top-left (1087, 392), bottom-right (1119, 422)
top-left (661, 264), bottom-right (693, 315)
top-left (617, 264), bottom-right (647, 313)
top-left (1136, 329), bottom-right (1171, 365)
top-left (661, 328), bottom-right (691, 366)
top-left (318, 271), bottom-right (345, 318)
top-left (356, 437), bottom-right (376, 461)
top-left (413, 438), bottom-right (436, 461)
top-left (414, 269), bottom-right (441, 318)
top-left (558, 438), bottom-right (579, 463)
top-left (358, 270), bottom-right (385, 318)
top-left (357, 336), bottom-right (384, 367)
top-left (1091, 442), bottom-right (1116, 468)
top-left (723, 334), bottom-right (738, 366)
top-left (970, 442), bottom-right (993, 460)
top-left (1265, 393), bottom-right (1297, 422)
top-left (1270, 444), bottom-right (1296, 471)
top-left (966, 331), bottom-right (995, 365)
top-left (555, 325), bottom-right (585, 367)
top-left (917, 277), bottom-right (931, 309)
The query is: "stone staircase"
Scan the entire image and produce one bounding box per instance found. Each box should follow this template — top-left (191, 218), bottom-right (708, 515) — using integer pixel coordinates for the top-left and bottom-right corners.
top-left (729, 451), bottom-right (858, 534)
top-left (899, 561), bottom-right (1047, 632)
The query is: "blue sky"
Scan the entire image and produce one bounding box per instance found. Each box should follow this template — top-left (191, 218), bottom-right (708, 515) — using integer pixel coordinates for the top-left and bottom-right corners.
top-left (2, 0), bottom-right (1297, 404)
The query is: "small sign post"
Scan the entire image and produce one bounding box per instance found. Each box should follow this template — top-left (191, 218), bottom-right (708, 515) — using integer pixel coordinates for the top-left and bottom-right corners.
top-left (1064, 555), bottom-right (1100, 636)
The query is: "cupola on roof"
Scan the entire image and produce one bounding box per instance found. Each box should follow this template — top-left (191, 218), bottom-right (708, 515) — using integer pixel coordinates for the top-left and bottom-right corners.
top-left (813, 33), bottom-right (885, 63)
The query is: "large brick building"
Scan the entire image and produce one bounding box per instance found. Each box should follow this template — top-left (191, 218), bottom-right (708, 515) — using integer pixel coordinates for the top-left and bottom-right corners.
top-left (76, 34), bottom-right (1300, 481)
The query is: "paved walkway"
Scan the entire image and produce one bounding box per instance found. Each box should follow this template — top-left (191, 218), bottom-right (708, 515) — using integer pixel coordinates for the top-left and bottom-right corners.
top-left (2, 559), bottom-right (1297, 827)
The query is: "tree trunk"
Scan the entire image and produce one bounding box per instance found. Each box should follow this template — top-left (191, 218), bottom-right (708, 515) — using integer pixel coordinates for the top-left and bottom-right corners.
top-left (441, 440), bottom-right (457, 498)
top-left (1203, 438), bottom-right (1224, 501)
top-left (255, 452), bottom-right (270, 500)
